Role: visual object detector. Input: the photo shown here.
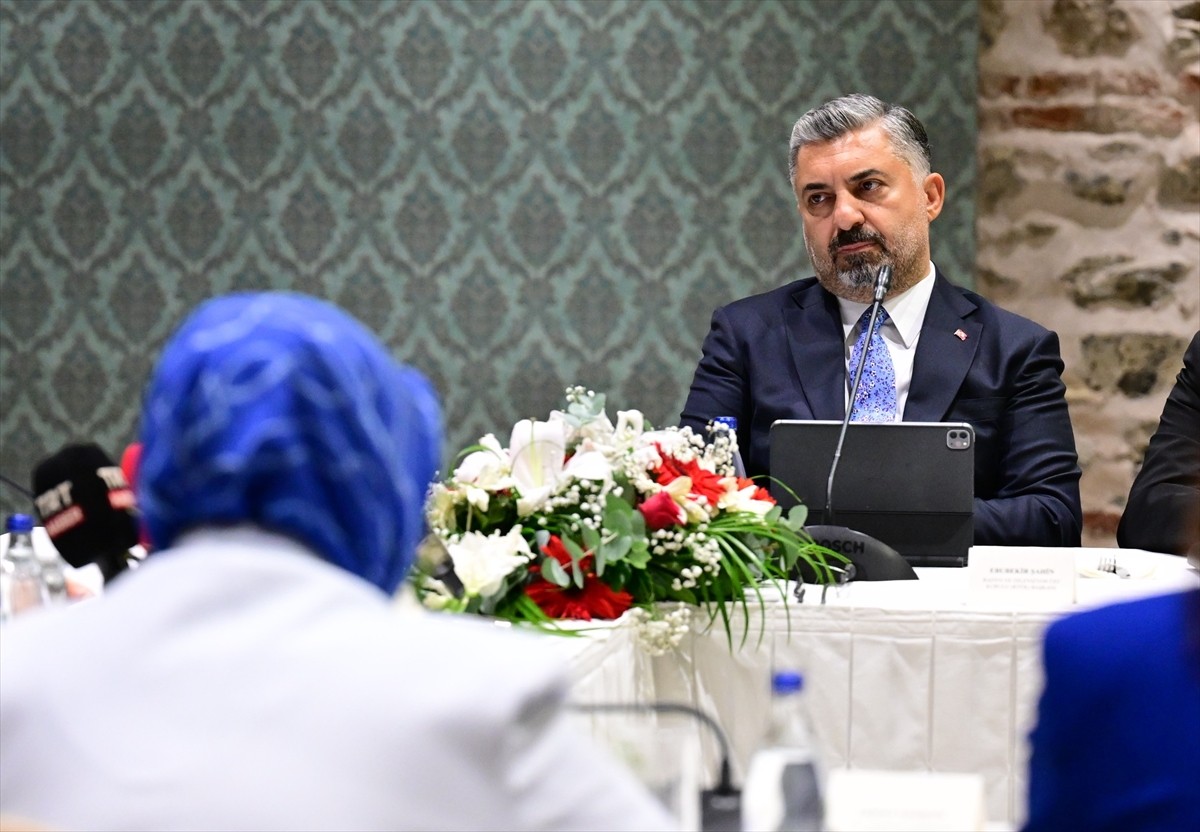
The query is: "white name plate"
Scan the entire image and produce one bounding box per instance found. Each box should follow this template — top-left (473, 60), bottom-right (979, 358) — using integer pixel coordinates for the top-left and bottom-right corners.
top-left (967, 545), bottom-right (1076, 609)
top-left (825, 768), bottom-right (986, 831)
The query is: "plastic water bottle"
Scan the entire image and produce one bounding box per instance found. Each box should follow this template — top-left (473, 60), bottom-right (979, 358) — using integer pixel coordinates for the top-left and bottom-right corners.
top-left (713, 416), bottom-right (748, 478)
top-left (34, 530), bottom-right (69, 606)
top-left (741, 670), bottom-right (825, 832)
top-left (1, 513), bottom-right (49, 622)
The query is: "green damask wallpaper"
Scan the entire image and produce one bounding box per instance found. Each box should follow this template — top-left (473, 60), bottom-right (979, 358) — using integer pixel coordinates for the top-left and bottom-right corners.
top-left (0, 0), bottom-right (977, 514)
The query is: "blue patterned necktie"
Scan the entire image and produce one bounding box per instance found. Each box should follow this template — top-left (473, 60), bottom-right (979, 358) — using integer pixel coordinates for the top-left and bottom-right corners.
top-left (848, 307), bottom-right (897, 422)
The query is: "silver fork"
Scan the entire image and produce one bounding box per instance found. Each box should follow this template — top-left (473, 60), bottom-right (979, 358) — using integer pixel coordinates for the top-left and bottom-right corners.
top-left (1098, 555), bottom-right (1131, 579)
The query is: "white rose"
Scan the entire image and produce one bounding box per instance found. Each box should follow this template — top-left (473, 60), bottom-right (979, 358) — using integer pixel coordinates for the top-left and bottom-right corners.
top-left (447, 527), bottom-right (534, 598)
top-left (452, 434), bottom-right (514, 511)
top-left (425, 483), bottom-right (461, 531)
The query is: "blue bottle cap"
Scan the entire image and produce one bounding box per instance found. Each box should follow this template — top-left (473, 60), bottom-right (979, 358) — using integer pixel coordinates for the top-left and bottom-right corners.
top-left (6, 513), bottom-right (34, 533)
top-left (772, 670), bottom-right (804, 694)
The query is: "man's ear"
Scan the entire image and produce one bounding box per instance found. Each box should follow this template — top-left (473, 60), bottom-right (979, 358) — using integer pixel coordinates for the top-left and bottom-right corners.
top-left (923, 172), bottom-right (945, 221)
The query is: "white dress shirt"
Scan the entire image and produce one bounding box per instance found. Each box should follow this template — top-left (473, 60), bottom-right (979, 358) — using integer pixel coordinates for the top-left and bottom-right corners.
top-left (837, 261), bottom-right (937, 419)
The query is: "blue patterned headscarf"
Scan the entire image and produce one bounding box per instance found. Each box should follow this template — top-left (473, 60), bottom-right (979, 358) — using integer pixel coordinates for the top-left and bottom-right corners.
top-left (138, 293), bottom-right (442, 594)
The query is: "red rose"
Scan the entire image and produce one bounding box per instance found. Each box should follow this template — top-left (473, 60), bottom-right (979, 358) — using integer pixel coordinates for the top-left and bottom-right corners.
top-left (638, 490), bottom-right (685, 530)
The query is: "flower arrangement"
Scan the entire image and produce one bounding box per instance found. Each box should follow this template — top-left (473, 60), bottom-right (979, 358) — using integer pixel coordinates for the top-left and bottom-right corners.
top-left (414, 387), bottom-right (838, 652)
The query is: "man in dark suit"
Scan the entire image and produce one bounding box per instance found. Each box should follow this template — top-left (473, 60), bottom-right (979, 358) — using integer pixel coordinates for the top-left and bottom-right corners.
top-left (1117, 331), bottom-right (1200, 557)
top-left (680, 94), bottom-right (1082, 546)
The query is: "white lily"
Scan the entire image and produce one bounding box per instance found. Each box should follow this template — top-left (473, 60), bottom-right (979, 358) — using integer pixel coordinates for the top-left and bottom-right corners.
top-left (564, 448), bottom-right (614, 484)
top-left (509, 418), bottom-right (568, 516)
top-left (447, 527), bottom-right (533, 597)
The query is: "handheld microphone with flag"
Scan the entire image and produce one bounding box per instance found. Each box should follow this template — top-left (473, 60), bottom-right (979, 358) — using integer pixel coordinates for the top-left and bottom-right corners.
top-left (31, 443), bottom-right (140, 583)
top-left (801, 264), bottom-right (916, 582)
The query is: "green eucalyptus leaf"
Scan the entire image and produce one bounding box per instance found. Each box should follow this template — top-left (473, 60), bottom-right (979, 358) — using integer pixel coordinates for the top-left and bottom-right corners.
top-left (626, 538), bottom-right (651, 569)
top-left (601, 533), bottom-right (632, 563)
top-left (786, 504), bottom-right (809, 529)
top-left (562, 536), bottom-right (587, 563)
top-left (629, 505), bottom-right (646, 538)
top-left (561, 537), bottom-right (587, 589)
top-left (542, 557), bottom-right (570, 588)
top-left (586, 526), bottom-right (608, 576)
top-left (603, 493), bottom-right (633, 534)
top-left (581, 525), bottom-right (601, 552)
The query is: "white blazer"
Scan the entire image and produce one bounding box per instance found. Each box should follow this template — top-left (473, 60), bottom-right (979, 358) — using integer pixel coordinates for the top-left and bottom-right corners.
top-left (0, 527), bottom-right (675, 832)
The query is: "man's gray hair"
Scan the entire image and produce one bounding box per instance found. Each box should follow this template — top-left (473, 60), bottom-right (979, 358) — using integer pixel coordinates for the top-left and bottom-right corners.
top-left (788, 93), bottom-right (932, 184)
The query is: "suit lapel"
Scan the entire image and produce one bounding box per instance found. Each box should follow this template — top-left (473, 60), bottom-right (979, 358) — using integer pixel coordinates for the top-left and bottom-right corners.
top-left (784, 282), bottom-right (847, 420)
top-left (905, 274), bottom-right (981, 421)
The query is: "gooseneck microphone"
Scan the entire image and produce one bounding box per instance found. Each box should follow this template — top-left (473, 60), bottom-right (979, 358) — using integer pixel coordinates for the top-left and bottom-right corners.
top-left (801, 264), bottom-right (916, 583)
top-left (825, 263), bottom-right (893, 521)
top-left (31, 443), bottom-right (140, 583)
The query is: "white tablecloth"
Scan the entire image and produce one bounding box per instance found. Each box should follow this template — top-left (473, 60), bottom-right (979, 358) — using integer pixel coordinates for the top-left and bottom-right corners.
top-left (564, 548), bottom-right (1199, 828)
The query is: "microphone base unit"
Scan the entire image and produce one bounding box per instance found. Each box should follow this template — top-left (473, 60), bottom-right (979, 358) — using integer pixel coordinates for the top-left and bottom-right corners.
top-left (700, 787), bottom-right (742, 832)
top-left (799, 524), bottom-right (917, 582)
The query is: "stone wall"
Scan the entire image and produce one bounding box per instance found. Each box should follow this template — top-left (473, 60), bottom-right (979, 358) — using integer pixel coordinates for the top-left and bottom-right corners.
top-left (977, 0), bottom-right (1200, 546)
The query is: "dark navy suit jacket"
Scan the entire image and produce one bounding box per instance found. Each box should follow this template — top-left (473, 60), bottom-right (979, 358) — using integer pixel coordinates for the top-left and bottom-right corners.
top-left (1118, 331), bottom-right (1200, 556)
top-left (1024, 590), bottom-right (1200, 832)
top-left (680, 271), bottom-right (1083, 546)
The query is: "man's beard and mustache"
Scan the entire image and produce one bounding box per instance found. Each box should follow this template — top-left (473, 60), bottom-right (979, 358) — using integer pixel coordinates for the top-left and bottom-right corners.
top-left (827, 228), bottom-right (888, 289)
top-left (805, 224), bottom-right (925, 301)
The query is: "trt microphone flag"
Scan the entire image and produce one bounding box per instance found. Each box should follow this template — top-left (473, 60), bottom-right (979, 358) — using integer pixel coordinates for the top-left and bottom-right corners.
top-left (31, 443), bottom-right (139, 580)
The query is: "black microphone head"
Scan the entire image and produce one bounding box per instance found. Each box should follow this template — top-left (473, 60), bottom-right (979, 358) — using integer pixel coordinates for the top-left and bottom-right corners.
top-left (31, 443), bottom-right (138, 572)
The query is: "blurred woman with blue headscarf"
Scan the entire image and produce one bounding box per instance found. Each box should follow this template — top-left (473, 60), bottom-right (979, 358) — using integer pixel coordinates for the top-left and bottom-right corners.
top-left (0, 293), bottom-right (673, 832)
top-left (137, 291), bottom-right (440, 594)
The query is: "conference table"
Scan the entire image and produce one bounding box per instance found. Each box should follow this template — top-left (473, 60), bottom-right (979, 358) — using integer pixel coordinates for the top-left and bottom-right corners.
top-left (8, 531), bottom-right (1195, 827)
top-left (561, 547), bottom-right (1200, 829)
